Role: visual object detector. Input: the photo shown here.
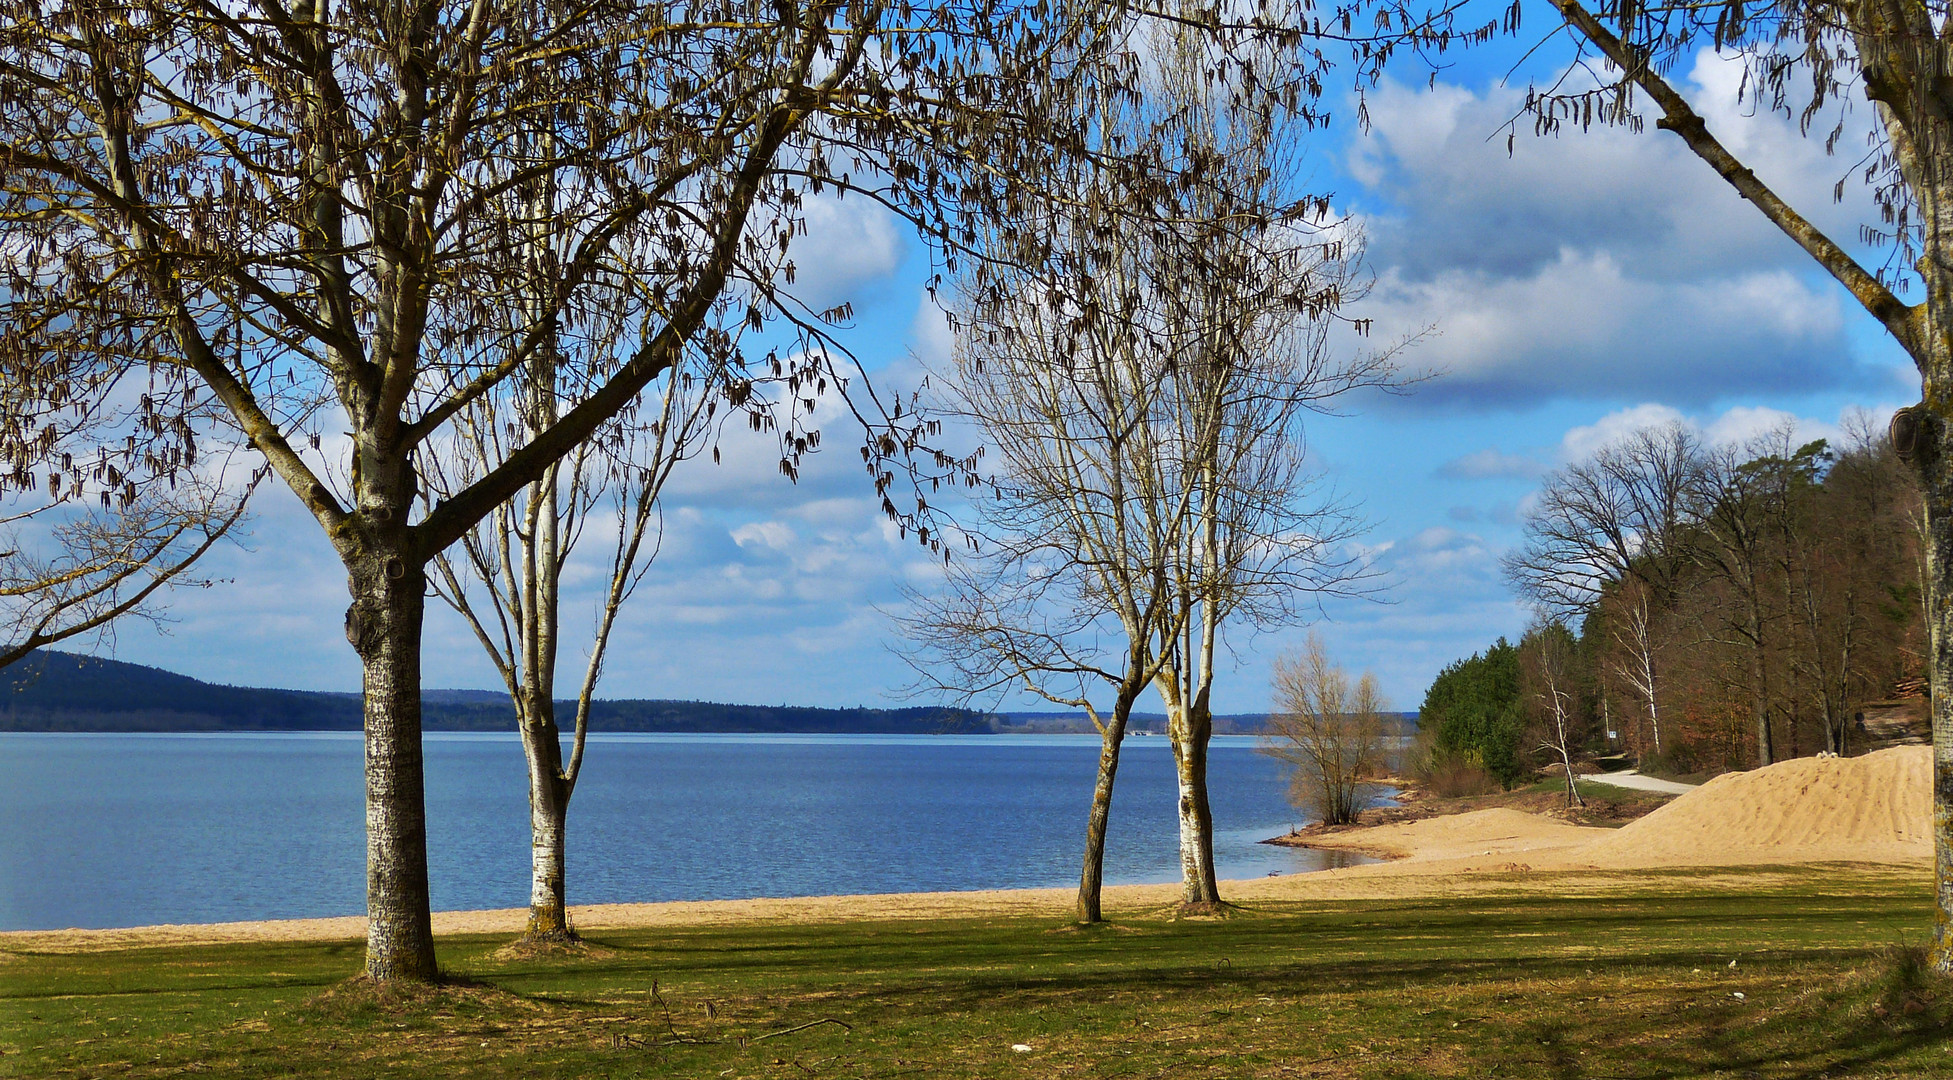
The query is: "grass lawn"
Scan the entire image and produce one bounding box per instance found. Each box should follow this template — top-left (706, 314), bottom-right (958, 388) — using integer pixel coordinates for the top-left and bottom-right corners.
top-left (4, 866), bottom-right (1948, 1078)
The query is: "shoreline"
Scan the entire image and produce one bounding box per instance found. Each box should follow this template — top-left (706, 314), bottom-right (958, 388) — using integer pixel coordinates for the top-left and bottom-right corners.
top-left (5, 822), bottom-right (1927, 955)
top-left (10, 752), bottom-right (1929, 954)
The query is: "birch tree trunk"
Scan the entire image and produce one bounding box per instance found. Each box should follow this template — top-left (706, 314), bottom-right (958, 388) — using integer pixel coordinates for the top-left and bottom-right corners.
top-left (1611, 592), bottom-right (1662, 758)
top-left (1168, 697), bottom-right (1220, 909)
top-left (1186, 696), bottom-right (1220, 904)
top-left (521, 690), bottom-right (573, 937)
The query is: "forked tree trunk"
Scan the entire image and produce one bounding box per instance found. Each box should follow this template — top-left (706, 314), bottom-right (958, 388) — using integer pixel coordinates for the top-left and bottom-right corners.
top-left (1077, 696), bottom-right (1135, 924)
top-left (345, 540), bottom-right (440, 983)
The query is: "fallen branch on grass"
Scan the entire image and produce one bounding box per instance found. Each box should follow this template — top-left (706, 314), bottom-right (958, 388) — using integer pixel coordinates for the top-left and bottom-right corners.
top-left (753, 1018), bottom-right (854, 1042)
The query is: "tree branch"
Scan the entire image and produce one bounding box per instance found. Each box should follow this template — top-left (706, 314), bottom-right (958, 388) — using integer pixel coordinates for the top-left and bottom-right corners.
top-left (1552, 0), bottom-right (1923, 360)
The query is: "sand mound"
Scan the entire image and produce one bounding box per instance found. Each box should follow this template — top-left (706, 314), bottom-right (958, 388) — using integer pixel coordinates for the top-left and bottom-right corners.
top-left (1577, 745), bottom-right (1931, 867)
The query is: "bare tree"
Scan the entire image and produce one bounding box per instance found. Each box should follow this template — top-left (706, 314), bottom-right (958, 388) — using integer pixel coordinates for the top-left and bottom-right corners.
top-left (1263, 633), bottom-right (1386, 826)
top-left (1505, 425), bottom-right (1697, 757)
top-left (1689, 436), bottom-right (1788, 768)
top-left (1, 0), bottom-right (1426, 980)
top-left (905, 25), bottom-right (1398, 918)
top-left (1520, 618), bottom-right (1586, 809)
top-left (895, 354), bottom-right (1181, 924)
top-left (422, 330), bottom-right (721, 941)
top-left (1138, 32), bottom-right (1399, 911)
top-left (899, 103), bottom-right (1188, 922)
top-left (1791, 418), bottom-right (1924, 755)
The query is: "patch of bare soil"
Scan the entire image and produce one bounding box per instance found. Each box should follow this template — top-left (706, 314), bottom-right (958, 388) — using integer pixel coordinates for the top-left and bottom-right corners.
top-left (301, 973), bottom-right (537, 1018)
top-left (490, 934), bottom-right (620, 962)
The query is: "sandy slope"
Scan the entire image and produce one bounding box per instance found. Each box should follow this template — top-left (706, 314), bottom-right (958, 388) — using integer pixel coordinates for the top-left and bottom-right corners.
top-left (1578, 745), bottom-right (1931, 867)
top-left (1296, 745), bottom-right (1934, 873)
top-left (2, 747), bottom-right (1931, 953)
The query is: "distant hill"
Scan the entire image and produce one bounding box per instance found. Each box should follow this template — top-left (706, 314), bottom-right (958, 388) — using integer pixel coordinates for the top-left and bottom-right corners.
top-left (0, 651), bottom-right (990, 735)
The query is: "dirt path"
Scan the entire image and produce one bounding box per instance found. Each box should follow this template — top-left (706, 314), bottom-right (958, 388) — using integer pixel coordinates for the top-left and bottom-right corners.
top-left (1584, 770), bottom-right (1699, 795)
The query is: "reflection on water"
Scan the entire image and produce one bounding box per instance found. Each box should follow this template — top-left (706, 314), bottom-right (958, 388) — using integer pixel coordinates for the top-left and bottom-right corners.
top-left (0, 731), bottom-right (1384, 930)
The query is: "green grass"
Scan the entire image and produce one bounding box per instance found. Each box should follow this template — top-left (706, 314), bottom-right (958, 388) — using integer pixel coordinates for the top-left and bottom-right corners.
top-left (1517, 776), bottom-right (1671, 802)
top-left (4, 866), bottom-right (1949, 1078)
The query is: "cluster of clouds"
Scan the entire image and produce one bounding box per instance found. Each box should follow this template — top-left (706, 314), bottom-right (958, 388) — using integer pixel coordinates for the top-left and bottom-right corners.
top-left (1344, 53), bottom-right (1910, 408)
top-left (1437, 400), bottom-right (1891, 486)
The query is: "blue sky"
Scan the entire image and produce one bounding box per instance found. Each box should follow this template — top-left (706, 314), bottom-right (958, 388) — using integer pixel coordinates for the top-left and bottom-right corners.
top-left (97, 27), bottom-right (1917, 716)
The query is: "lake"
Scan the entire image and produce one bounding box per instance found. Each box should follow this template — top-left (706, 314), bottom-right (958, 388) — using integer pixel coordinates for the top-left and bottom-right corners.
top-left (0, 731), bottom-right (1384, 931)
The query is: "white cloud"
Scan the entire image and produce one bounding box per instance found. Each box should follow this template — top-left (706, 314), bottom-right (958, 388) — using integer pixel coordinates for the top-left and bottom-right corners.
top-left (730, 519), bottom-right (797, 553)
top-left (1557, 401), bottom-right (1894, 463)
top-left (908, 291), bottom-right (955, 368)
top-left (1701, 405), bottom-right (1837, 449)
top-left (1361, 248), bottom-right (1851, 405)
top-left (1558, 403), bottom-right (1689, 461)
top-left (782, 195), bottom-right (906, 312)
top-left (1435, 447), bottom-right (1548, 480)
top-left (1346, 63), bottom-right (1899, 407)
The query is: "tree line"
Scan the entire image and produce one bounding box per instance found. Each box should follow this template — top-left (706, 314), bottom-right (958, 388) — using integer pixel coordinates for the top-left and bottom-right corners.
top-left (1419, 423), bottom-right (1925, 792)
top-left (0, 650), bottom-right (991, 733)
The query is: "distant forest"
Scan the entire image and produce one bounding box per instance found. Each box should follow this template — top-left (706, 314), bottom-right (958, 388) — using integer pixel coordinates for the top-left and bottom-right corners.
top-left (0, 651), bottom-right (992, 734)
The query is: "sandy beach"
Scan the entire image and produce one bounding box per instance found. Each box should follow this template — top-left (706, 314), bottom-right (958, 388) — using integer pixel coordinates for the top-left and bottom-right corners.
top-left (4, 746), bottom-right (1930, 955)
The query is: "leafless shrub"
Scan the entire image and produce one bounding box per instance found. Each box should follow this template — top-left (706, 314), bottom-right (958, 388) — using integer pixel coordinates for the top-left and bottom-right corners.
top-left (1263, 633), bottom-right (1387, 826)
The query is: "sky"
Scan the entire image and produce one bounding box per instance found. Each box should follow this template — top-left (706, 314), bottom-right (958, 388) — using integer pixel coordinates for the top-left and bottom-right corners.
top-left (89, 24), bottom-right (1919, 716)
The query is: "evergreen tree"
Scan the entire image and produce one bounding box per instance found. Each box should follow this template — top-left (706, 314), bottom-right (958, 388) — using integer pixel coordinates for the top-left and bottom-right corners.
top-left (1417, 638), bottom-right (1525, 787)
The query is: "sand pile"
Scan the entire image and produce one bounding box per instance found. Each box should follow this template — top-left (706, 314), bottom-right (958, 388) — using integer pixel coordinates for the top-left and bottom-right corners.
top-left (1577, 745), bottom-right (1932, 867)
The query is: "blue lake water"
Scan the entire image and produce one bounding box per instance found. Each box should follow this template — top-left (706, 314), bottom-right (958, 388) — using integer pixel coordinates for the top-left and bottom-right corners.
top-left (0, 731), bottom-right (1384, 931)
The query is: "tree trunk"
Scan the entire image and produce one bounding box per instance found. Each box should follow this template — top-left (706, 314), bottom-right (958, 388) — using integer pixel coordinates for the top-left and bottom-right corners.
top-left (1917, 411), bottom-right (1953, 971)
top-left (1077, 699), bottom-right (1133, 924)
top-left (521, 691), bottom-right (573, 939)
top-left (346, 545), bottom-right (440, 983)
top-left (1170, 702), bottom-right (1220, 908)
top-left (1757, 640), bottom-right (1773, 765)
top-left (1750, 632), bottom-right (1773, 769)
top-left (1192, 699), bottom-right (1219, 902)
